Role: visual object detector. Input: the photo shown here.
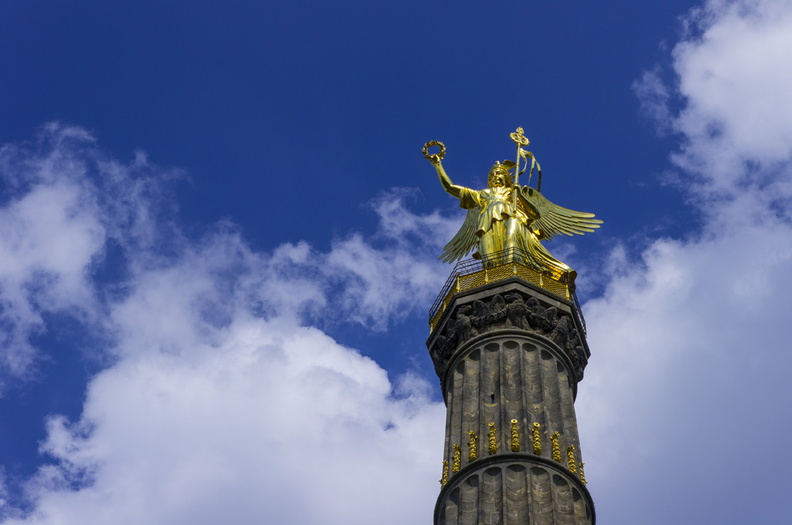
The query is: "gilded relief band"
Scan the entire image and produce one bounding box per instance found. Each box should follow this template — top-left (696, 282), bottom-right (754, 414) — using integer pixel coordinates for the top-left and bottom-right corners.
top-left (551, 432), bottom-right (561, 463)
top-left (488, 422), bottom-right (497, 455)
top-left (531, 422), bottom-right (542, 455)
top-left (567, 445), bottom-right (578, 473)
top-left (510, 419), bottom-right (520, 452)
top-left (468, 431), bottom-right (478, 461)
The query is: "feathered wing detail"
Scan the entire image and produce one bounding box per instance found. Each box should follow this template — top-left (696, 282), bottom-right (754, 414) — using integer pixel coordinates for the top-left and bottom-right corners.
top-left (519, 186), bottom-right (602, 241)
top-left (440, 208), bottom-right (479, 263)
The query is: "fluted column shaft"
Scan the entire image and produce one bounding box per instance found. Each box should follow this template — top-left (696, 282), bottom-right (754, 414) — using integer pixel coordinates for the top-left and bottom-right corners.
top-left (427, 279), bottom-right (595, 525)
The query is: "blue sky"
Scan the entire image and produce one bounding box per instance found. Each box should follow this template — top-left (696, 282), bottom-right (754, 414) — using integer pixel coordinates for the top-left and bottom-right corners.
top-left (1, 0), bottom-right (792, 523)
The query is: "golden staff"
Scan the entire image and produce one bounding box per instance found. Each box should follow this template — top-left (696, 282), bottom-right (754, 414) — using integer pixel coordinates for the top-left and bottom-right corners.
top-left (509, 127), bottom-right (530, 209)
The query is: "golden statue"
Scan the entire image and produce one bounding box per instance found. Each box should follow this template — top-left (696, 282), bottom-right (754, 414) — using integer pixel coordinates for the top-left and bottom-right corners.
top-left (424, 128), bottom-right (601, 281)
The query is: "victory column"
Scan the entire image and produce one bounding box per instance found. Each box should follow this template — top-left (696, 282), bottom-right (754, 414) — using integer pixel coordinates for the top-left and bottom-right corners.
top-left (424, 128), bottom-right (601, 524)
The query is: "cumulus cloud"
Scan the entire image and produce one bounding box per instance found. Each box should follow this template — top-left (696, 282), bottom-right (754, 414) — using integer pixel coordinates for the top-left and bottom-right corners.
top-left (640, 0), bottom-right (792, 190)
top-left (7, 3), bottom-right (792, 524)
top-left (579, 216), bottom-right (792, 523)
top-left (0, 125), bottom-right (450, 523)
top-left (14, 318), bottom-right (444, 525)
top-left (586, 1), bottom-right (792, 522)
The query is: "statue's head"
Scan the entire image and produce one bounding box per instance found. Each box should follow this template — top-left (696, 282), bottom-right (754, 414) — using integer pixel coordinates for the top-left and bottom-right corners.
top-left (488, 161), bottom-right (513, 187)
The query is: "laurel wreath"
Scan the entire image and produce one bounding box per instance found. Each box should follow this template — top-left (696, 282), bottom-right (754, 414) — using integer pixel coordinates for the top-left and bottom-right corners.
top-left (422, 140), bottom-right (446, 161)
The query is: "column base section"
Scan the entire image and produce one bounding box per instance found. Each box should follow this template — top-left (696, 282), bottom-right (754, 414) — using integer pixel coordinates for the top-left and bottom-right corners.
top-left (435, 454), bottom-right (595, 525)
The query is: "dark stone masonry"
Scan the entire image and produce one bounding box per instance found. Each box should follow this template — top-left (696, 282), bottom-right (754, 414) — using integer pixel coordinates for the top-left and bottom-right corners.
top-left (427, 277), bottom-right (595, 525)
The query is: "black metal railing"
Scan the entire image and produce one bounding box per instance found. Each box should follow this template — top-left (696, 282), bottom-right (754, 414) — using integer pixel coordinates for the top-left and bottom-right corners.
top-left (429, 248), bottom-right (586, 333)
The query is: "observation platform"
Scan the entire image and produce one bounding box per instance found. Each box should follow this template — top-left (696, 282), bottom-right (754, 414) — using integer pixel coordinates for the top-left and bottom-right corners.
top-left (429, 248), bottom-right (583, 331)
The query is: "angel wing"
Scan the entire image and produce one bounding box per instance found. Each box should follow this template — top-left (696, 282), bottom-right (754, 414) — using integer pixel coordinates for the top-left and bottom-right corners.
top-left (519, 186), bottom-right (602, 241)
top-left (440, 208), bottom-right (479, 263)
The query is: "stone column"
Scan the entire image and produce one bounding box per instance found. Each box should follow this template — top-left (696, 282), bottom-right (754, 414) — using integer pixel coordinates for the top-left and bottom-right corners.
top-left (427, 278), bottom-right (595, 525)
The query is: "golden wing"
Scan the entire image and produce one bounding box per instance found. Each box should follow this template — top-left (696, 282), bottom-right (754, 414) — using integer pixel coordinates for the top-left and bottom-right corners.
top-left (440, 208), bottom-right (479, 263)
top-left (519, 186), bottom-right (602, 241)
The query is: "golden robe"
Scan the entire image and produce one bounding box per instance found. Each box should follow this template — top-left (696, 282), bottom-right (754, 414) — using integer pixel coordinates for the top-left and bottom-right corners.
top-left (447, 186), bottom-right (574, 279)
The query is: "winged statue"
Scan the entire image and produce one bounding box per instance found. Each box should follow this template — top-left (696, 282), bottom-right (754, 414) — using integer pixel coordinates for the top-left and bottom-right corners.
top-left (423, 130), bottom-right (601, 282)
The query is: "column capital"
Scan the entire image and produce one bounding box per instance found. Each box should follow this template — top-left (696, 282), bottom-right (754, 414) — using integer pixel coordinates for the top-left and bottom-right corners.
top-left (427, 278), bottom-right (590, 386)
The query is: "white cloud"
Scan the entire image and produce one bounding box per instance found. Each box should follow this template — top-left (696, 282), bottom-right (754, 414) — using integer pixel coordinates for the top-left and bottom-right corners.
top-left (585, 1), bottom-right (792, 522)
top-left (0, 125), bottom-right (106, 383)
top-left (0, 125), bottom-right (450, 524)
top-left (15, 317), bottom-right (444, 525)
top-left (579, 209), bottom-right (792, 524)
top-left (633, 67), bottom-right (672, 134)
top-left (9, 2), bottom-right (792, 523)
top-left (671, 0), bottom-right (792, 187)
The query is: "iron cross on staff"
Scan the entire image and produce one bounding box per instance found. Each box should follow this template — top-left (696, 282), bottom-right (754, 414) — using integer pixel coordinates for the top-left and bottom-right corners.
top-left (509, 126), bottom-right (543, 203)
